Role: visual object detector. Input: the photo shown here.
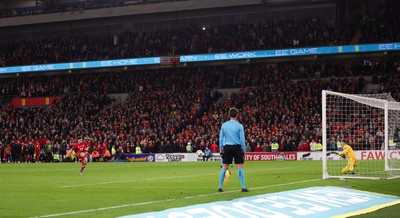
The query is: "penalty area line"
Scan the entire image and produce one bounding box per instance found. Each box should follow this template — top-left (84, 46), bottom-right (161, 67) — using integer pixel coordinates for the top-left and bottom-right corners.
top-left (34, 178), bottom-right (322, 218)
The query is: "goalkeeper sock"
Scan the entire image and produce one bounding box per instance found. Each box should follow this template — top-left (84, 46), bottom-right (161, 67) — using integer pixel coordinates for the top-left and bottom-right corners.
top-left (219, 168), bottom-right (227, 189)
top-left (238, 168), bottom-right (246, 189)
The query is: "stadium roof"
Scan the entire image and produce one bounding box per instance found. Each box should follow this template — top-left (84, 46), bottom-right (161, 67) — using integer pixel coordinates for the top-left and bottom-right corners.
top-left (0, 0), bottom-right (336, 10)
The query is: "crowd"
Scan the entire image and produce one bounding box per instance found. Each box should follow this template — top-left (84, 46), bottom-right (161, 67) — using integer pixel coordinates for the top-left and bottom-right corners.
top-left (0, 15), bottom-right (354, 68)
top-left (1, 0), bottom-right (400, 162)
top-left (1, 60), bottom-right (399, 162)
top-left (358, 0), bottom-right (400, 44)
top-left (0, 92), bottom-right (114, 162)
top-left (1, 1), bottom-right (398, 69)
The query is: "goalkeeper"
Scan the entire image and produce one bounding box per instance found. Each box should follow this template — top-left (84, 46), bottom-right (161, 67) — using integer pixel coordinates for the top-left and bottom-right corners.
top-left (338, 139), bottom-right (358, 174)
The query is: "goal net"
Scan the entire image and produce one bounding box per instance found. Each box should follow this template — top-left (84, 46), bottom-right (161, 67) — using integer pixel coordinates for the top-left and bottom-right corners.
top-left (322, 90), bottom-right (400, 180)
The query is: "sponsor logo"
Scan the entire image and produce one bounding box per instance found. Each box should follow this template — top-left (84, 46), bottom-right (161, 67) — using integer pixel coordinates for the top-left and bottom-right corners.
top-left (275, 48), bottom-right (318, 56)
top-left (379, 43), bottom-right (400, 50)
top-left (127, 157), bottom-right (148, 162)
top-left (180, 56), bottom-right (198, 62)
top-left (155, 154), bottom-right (166, 161)
top-left (22, 65), bottom-right (55, 72)
top-left (165, 154), bottom-right (185, 162)
top-left (215, 52), bottom-right (257, 60)
top-left (101, 59), bottom-right (138, 67)
top-left (246, 152), bottom-right (297, 161)
top-left (360, 150), bottom-right (400, 160)
top-left (119, 187), bottom-right (400, 218)
top-left (125, 154), bottom-right (155, 162)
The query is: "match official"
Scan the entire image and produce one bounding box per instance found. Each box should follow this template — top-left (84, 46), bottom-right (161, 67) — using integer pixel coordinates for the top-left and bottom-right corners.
top-left (218, 107), bottom-right (249, 192)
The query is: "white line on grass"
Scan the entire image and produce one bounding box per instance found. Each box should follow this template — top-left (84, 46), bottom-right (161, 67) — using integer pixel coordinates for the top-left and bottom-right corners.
top-left (34, 178), bottom-right (322, 218)
top-left (61, 167), bottom-right (291, 188)
top-left (98, 186), bottom-right (223, 190)
top-left (30, 199), bottom-right (175, 218)
top-left (10, 168), bottom-right (79, 173)
top-left (61, 174), bottom-right (208, 188)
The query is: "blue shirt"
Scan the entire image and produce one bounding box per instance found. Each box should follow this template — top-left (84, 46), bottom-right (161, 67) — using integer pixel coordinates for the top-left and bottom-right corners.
top-left (219, 119), bottom-right (246, 153)
top-left (204, 149), bottom-right (212, 157)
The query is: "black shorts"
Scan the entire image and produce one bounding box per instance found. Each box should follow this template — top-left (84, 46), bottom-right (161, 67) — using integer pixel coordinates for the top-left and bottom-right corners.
top-left (222, 145), bottom-right (245, 164)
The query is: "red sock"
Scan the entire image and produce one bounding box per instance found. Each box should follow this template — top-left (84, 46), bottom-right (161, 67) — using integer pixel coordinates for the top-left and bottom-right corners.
top-left (80, 157), bottom-right (87, 172)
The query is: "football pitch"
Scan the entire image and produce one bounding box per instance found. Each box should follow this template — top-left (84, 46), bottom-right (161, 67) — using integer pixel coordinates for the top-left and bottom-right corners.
top-left (0, 161), bottom-right (399, 218)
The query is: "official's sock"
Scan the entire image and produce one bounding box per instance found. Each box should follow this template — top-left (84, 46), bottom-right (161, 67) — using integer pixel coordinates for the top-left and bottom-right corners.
top-left (238, 168), bottom-right (246, 189)
top-left (219, 168), bottom-right (227, 189)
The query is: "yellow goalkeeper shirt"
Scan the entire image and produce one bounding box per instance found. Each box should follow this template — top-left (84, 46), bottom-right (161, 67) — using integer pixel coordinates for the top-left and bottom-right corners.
top-left (339, 144), bottom-right (357, 161)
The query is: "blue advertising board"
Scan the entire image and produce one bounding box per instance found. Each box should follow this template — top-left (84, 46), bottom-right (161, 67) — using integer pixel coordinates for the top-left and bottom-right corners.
top-left (1, 42), bottom-right (399, 74)
top-left (0, 57), bottom-right (159, 74)
top-left (180, 42), bottom-right (400, 62)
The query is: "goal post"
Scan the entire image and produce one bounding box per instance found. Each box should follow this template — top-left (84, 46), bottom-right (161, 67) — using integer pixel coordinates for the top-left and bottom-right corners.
top-left (322, 90), bottom-right (400, 180)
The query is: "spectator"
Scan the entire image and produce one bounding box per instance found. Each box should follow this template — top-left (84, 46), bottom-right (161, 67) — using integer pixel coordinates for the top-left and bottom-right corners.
top-left (202, 147), bottom-right (212, 161)
top-left (271, 140), bottom-right (279, 152)
top-left (186, 142), bottom-right (192, 152)
top-left (91, 150), bottom-right (100, 162)
top-left (44, 140), bottom-right (53, 163)
top-left (59, 140), bottom-right (68, 162)
top-left (102, 149), bottom-right (111, 162)
top-left (28, 142), bottom-right (35, 163)
top-left (210, 141), bottom-right (219, 153)
top-left (5, 144), bottom-right (12, 162)
top-left (254, 142), bottom-right (262, 152)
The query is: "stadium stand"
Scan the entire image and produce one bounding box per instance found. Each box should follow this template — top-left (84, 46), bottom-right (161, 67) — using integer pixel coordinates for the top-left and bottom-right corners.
top-left (0, 16), bottom-right (354, 67)
top-left (0, 0), bottom-right (189, 18)
top-left (0, 0), bottom-right (399, 161)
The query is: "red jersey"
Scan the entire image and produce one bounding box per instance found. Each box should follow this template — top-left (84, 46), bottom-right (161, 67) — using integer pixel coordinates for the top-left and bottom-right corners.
top-left (100, 143), bottom-right (108, 154)
top-left (72, 141), bottom-right (89, 168)
top-left (35, 144), bottom-right (41, 152)
top-left (72, 142), bottom-right (87, 156)
top-left (254, 145), bottom-right (262, 152)
top-left (210, 143), bottom-right (219, 153)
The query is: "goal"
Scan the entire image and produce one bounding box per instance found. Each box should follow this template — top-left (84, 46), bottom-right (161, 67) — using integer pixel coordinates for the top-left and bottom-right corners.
top-left (322, 90), bottom-right (400, 180)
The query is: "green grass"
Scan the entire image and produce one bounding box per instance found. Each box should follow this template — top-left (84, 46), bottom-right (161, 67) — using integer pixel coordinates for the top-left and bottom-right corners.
top-left (0, 161), bottom-right (399, 218)
top-left (327, 159), bottom-right (400, 178)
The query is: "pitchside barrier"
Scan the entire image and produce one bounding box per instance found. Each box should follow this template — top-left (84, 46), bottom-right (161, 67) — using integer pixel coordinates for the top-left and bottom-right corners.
top-left (97, 150), bottom-right (399, 162)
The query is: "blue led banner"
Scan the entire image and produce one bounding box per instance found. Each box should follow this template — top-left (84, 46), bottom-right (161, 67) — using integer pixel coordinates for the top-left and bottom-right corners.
top-left (180, 42), bottom-right (400, 63)
top-left (0, 42), bottom-right (399, 74)
top-left (0, 57), bottom-right (159, 74)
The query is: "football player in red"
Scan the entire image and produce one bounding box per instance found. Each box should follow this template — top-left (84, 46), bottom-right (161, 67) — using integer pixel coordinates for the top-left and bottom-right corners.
top-left (69, 138), bottom-right (88, 175)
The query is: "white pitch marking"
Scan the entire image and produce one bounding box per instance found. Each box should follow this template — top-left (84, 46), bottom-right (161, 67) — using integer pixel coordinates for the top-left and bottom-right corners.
top-left (29, 199), bottom-right (175, 218)
top-left (60, 167), bottom-right (291, 188)
top-left (33, 178), bottom-right (322, 218)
